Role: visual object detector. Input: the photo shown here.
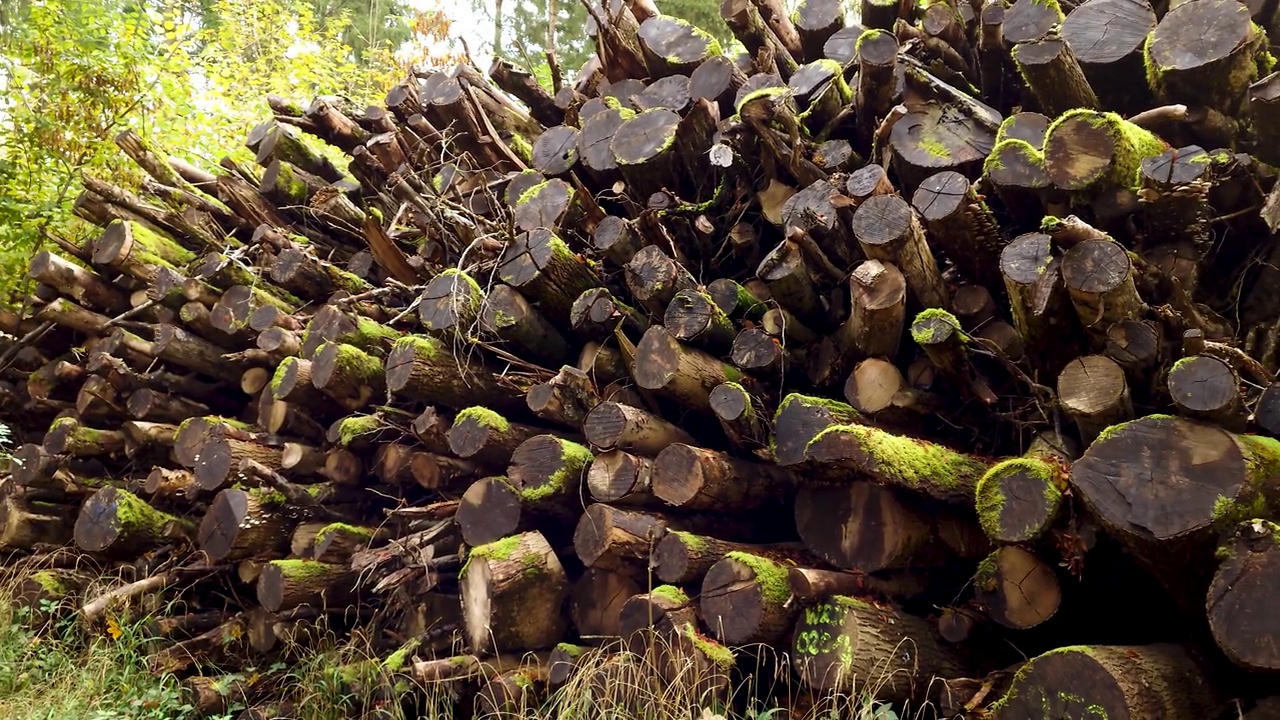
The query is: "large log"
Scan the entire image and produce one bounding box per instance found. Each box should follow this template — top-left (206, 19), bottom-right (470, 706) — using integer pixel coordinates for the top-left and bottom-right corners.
top-left (459, 531), bottom-right (569, 653)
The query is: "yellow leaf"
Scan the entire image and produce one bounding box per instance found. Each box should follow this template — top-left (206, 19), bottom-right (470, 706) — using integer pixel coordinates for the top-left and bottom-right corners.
top-left (106, 617), bottom-right (123, 640)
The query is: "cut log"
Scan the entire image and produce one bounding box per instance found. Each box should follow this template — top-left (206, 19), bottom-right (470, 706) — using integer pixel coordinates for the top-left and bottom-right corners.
top-left (910, 172), bottom-right (1005, 289)
top-left (795, 482), bottom-right (950, 571)
top-left (583, 400), bottom-right (695, 454)
top-left (1013, 37), bottom-right (1100, 117)
top-left (197, 487), bottom-right (295, 562)
top-left (73, 486), bottom-right (194, 557)
top-left (700, 552), bottom-right (798, 644)
top-left (1056, 355), bottom-right (1134, 444)
top-left (481, 284), bottom-right (574, 365)
top-left (804, 422), bottom-right (995, 504)
top-left (771, 392), bottom-right (863, 467)
top-left (663, 289), bottom-right (736, 353)
top-left (1043, 109), bottom-right (1168, 195)
top-left (974, 545), bottom-right (1061, 629)
top-left (587, 450), bottom-right (654, 505)
top-left (418, 269), bottom-right (484, 336)
top-left (651, 443), bottom-right (796, 510)
top-left (653, 530), bottom-right (810, 585)
top-left (1167, 354), bottom-right (1246, 430)
top-left (1147, 0), bottom-right (1269, 116)
top-left (1071, 415), bottom-right (1280, 611)
top-left (459, 531), bottom-right (569, 653)
top-left (792, 596), bottom-right (968, 702)
top-left (851, 194), bottom-right (948, 309)
top-left (1207, 519), bottom-right (1280, 672)
top-left (709, 382), bottom-right (769, 457)
top-left (987, 644), bottom-right (1219, 720)
top-left (446, 407), bottom-right (548, 468)
top-left (633, 326), bottom-right (751, 410)
top-left (257, 559), bottom-right (357, 612)
top-left (385, 334), bottom-right (525, 412)
top-left (1060, 0), bottom-right (1157, 114)
top-left (975, 432), bottom-right (1071, 543)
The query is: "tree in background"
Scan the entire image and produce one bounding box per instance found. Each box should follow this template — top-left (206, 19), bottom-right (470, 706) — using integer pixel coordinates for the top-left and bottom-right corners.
top-left (0, 0), bottom-right (433, 308)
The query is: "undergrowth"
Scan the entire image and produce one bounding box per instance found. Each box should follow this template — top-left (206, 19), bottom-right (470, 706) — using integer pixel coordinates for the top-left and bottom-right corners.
top-left (0, 560), bottom-right (939, 720)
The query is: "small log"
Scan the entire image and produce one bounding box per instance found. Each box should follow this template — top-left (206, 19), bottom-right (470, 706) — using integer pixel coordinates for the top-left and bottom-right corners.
top-left (974, 545), bottom-right (1061, 630)
top-left (1207, 519), bottom-right (1280, 672)
top-left (792, 596), bottom-right (968, 701)
top-left (757, 240), bottom-right (825, 327)
top-left (611, 108), bottom-right (682, 198)
top-left (459, 531), bottom-right (569, 654)
top-left (709, 382), bottom-right (769, 457)
top-left (527, 365), bottom-right (600, 430)
top-left (197, 487), bottom-right (295, 562)
top-left (851, 194), bottom-right (948, 309)
top-left (256, 559), bottom-right (357, 612)
top-left (446, 407), bottom-right (548, 469)
top-left (1168, 354), bottom-right (1246, 431)
top-left (1, 495), bottom-right (75, 549)
top-left (73, 486), bottom-right (193, 557)
top-left (653, 531), bottom-right (810, 585)
top-left (44, 417), bottom-right (126, 457)
top-left (475, 666), bottom-right (549, 718)
top-left (1000, 232), bottom-right (1082, 376)
top-left (481, 284), bottom-right (574, 365)
top-left (633, 326), bottom-right (751, 410)
top-left (651, 443), bottom-right (797, 511)
top-left (805, 422), bottom-right (995, 504)
top-left (911, 172), bottom-right (1005, 289)
top-left (1056, 355), bottom-right (1133, 445)
top-left (975, 432), bottom-right (1071, 543)
top-left (771, 392), bottom-right (864, 467)
top-left (987, 644), bottom-right (1218, 719)
top-left (28, 250), bottom-right (129, 314)
top-left (1013, 36), bottom-right (1100, 117)
top-left (637, 15), bottom-right (722, 77)
top-left (707, 278), bottom-right (767, 321)
top-left (701, 552), bottom-right (798, 644)
top-left (788, 567), bottom-right (929, 603)
top-left (587, 450), bottom-right (654, 505)
top-left (619, 585), bottom-right (697, 648)
top-left (418, 269), bottom-right (484, 336)
top-left (664, 290), bottom-right (736, 353)
top-left (591, 215), bottom-right (643, 267)
top-left (385, 334), bottom-right (525, 412)
top-left (571, 287), bottom-right (648, 340)
top-left (1061, 238), bottom-right (1145, 341)
top-left (583, 400), bottom-right (695, 454)
top-left (625, 245), bottom-right (698, 315)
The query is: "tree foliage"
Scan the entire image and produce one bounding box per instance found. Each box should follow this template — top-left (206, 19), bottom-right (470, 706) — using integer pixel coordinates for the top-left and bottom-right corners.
top-left (0, 0), bottom-right (422, 307)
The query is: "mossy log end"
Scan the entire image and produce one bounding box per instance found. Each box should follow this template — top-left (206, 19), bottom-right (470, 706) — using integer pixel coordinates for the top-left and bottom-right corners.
top-left (771, 392), bottom-right (864, 467)
top-left (73, 487), bottom-right (194, 558)
top-left (803, 423), bottom-right (995, 504)
top-left (1207, 519), bottom-right (1280, 672)
top-left (792, 596), bottom-right (969, 702)
top-left (446, 406), bottom-right (548, 469)
top-left (653, 530), bottom-right (810, 585)
top-left (1071, 414), bottom-right (1280, 611)
top-left (256, 559), bottom-right (357, 613)
top-left (987, 644), bottom-right (1219, 720)
top-left (459, 530), bottom-right (569, 654)
top-left (975, 433), bottom-right (1070, 543)
top-left (701, 552), bottom-right (798, 645)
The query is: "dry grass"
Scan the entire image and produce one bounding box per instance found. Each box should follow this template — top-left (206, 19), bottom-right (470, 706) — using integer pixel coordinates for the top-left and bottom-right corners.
top-left (0, 555), bottom-right (955, 720)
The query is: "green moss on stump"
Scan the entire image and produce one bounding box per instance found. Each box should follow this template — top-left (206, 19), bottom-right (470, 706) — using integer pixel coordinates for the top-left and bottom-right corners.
top-left (684, 624), bottom-right (735, 668)
top-left (808, 423), bottom-right (989, 492)
top-left (911, 308), bottom-right (965, 344)
top-left (455, 406), bottom-right (510, 434)
top-left (336, 414), bottom-right (383, 446)
top-left (724, 551), bottom-right (791, 605)
top-left (649, 584), bottom-right (690, 605)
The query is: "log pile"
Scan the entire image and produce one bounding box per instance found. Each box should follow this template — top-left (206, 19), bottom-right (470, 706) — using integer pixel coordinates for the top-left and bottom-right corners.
top-left (3, 0), bottom-right (1280, 716)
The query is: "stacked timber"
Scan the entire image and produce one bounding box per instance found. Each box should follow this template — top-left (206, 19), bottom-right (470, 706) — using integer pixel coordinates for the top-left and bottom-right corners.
top-left (2, 0), bottom-right (1280, 717)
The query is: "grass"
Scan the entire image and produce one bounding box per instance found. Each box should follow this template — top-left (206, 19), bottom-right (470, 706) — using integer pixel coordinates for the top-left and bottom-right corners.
top-left (0, 555), bottom-right (943, 720)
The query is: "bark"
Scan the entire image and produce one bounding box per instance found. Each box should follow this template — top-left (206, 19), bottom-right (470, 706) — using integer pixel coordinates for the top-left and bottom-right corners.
top-left (446, 407), bottom-right (548, 469)
top-left (792, 596), bottom-right (969, 701)
top-left (459, 530), bottom-right (568, 653)
top-left (384, 334), bottom-right (526, 413)
top-left (481, 284), bottom-right (574, 365)
top-left (987, 644), bottom-right (1219, 720)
